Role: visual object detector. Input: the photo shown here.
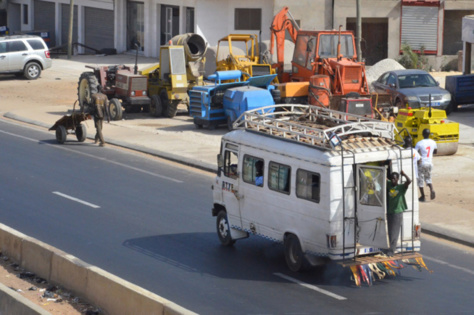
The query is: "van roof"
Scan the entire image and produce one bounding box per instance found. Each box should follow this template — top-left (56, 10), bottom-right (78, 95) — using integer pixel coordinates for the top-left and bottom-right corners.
top-left (232, 104), bottom-right (397, 153)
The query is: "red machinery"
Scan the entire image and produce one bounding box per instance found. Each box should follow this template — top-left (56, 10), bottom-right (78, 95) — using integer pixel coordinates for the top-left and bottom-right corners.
top-left (78, 64), bottom-right (151, 121)
top-left (270, 7), bottom-right (376, 116)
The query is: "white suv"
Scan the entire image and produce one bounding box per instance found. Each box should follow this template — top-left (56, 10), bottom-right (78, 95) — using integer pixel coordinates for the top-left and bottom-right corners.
top-left (0, 35), bottom-right (52, 80)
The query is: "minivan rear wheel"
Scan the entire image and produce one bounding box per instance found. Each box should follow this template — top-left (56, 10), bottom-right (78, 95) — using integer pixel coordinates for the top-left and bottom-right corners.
top-left (24, 62), bottom-right (41, 80)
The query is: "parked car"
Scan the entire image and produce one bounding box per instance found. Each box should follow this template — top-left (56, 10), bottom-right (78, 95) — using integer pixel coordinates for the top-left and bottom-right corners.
top-left (372, 69), bottom-right (451, 111)
top-left (0, 35), bottom-right (52, 80)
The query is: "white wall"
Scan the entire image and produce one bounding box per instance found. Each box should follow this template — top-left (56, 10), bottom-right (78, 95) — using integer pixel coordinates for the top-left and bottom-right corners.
top-left (8, 0), bottom-right (33, 32)
top-left (196, 0), bottom-right (273, 46)
top-left (334, 0), bottom-right (400, 59)
top-left (273, 0), bottom-right (333, 30)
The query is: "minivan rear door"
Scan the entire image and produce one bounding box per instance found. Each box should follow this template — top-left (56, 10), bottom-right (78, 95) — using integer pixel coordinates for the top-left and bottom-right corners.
top-left (356, 165), bottom-right (389, 248)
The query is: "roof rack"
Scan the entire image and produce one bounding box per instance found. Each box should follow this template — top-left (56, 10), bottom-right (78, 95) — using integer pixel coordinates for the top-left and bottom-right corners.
top-left (233, 104), bottom-right (396, 151)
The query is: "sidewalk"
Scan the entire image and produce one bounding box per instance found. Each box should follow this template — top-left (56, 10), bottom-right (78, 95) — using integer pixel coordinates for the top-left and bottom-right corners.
top-left (2, 53), bottom-right (474, 248)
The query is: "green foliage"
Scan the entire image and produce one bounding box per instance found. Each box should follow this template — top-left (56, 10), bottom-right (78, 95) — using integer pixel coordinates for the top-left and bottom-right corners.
top-left (397, 43), bottom-right (430, 70)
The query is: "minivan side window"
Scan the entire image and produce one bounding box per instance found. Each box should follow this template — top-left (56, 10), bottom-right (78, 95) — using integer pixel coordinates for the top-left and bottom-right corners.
top-left (243, 155), bottom-right (264, 187)
top-left (26, 39), bottom-right (46, 50)
top-left (0, 42), bottom-right (6, 53)
top-left (7, 41), bottom-right (28, 53)
top-left (296, 169), bottom-right (320, 203)
top-left (268, 162), bottom-right (291, 194)
top-left (223, 150), bottom-right (238, 179)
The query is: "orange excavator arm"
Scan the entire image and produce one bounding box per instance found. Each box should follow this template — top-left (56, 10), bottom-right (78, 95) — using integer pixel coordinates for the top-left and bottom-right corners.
top-left (270, 6), bottom-right (298, 77)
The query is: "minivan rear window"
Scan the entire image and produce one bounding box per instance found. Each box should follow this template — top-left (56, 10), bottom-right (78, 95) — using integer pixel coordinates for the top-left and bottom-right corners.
top-left (26, 39), bottom-right (46, 50)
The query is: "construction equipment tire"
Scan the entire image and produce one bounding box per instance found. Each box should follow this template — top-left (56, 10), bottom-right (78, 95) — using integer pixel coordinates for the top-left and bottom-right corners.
top-left (160, 90), bottom-right (178, 118)
top-left (78, 72), bottom-right (99, 111)
top-left (168, 101), bottom-right (179, 118)
top-left (150, 95), bottom-right (163, 117)
top-left (227, 116), bottom-right (234, 131)
top-left (75, 123), bottom-right (87, 142)
top-left (109, 98), bottom-right (123, 120)
top-left (56, 125), bottom-right (67, 144)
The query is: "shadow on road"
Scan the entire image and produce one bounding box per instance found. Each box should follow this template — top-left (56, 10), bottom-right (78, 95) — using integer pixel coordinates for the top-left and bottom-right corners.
top-left (122, 233), bottom-right (423, 288)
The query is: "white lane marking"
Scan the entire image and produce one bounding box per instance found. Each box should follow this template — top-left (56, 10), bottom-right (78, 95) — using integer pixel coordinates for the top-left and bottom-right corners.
top-left (423, 255), bottom-right (474, 276)
top-left (0, 129), bottom-right (183, 183)
top-left (53, 191), bottom-right (100, 209)
top-left (274, 273), bottom-right (347, 300)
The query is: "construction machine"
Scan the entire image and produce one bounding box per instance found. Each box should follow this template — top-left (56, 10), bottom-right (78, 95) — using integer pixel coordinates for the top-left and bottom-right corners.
top-left (269, 7), bottom-right (393, 118)
top-left (395, 106), bottom-right (459, 156)
top-left (77, 63), bottom-right (150, 121)
top-left (141, 33), bottom-right (207, 118)
top-left (216, 34), bottom-right (276, 82)
top-left (189, 70), bottom-right (277, 130)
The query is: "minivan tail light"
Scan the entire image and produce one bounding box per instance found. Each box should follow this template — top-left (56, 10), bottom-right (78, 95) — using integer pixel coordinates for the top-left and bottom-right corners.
top-left (45, 50), bottom-right (51, 58)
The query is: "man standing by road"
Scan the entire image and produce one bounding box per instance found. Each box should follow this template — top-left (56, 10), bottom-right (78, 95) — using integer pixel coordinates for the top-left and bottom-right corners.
top-left (415, 128), bottom-right (437, 202)
top-left (90, 85), bottom-right (110, 147)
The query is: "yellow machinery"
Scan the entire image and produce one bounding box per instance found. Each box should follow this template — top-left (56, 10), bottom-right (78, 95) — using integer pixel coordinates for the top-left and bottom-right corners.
top-left (395, 107), bottom-right (459, 156)
top-left (141, 33), bottom-right (207, 118)
top-left (216, 34), bottom-right (277, 82)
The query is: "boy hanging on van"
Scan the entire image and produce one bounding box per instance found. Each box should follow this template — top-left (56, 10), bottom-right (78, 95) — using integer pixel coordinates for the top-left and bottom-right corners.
top-left (386, 170), bottom-right (412, 256)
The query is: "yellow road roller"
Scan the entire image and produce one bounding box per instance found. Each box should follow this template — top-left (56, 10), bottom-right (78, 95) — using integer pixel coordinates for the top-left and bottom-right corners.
top-left (395, 107), bottom-right (459, 156)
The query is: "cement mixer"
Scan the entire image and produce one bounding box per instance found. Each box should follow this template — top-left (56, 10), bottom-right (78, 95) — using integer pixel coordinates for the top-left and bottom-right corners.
top-left (142, 33), bottom-right (208, 118)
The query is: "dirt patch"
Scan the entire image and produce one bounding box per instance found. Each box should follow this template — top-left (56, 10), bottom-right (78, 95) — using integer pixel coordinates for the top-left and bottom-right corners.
top-left (0, 252), bottom-right (100, 314)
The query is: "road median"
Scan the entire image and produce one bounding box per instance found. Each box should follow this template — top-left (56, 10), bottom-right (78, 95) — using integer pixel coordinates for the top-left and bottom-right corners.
top-left (0, 223), bottom-right (196, 315)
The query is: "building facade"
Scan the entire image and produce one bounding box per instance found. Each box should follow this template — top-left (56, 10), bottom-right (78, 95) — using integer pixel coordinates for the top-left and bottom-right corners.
top-left (3, 0), bottom-right (474, 68)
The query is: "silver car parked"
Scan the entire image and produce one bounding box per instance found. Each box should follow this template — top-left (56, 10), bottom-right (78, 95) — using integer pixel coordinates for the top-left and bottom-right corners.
top-left (372, 69), bottom-right (451, 111)
top-left (0, 35), bottom-right (52, 80)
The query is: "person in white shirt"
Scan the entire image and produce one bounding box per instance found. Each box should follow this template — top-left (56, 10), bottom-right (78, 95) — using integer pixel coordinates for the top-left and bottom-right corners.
top-left (415, 129), bottom-right (437, 202)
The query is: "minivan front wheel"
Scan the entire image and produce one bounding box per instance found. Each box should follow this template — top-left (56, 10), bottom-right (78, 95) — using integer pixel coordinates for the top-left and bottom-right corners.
top-left (24, 62), bottom-right (42, 80)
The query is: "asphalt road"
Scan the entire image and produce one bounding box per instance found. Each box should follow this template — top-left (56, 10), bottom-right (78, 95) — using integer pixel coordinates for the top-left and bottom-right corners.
top-left (1, 119), bottom-right (473, 315)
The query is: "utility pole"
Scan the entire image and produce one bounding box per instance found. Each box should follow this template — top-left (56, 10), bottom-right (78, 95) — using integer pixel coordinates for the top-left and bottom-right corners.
top-left (356, 0), bottom-right (362, 62)
top-left (67, 0), bottom-right (74, 59)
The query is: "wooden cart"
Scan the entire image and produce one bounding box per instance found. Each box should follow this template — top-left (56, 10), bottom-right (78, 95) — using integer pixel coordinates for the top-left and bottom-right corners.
top-left (49, 111), bottom-right (91, 144)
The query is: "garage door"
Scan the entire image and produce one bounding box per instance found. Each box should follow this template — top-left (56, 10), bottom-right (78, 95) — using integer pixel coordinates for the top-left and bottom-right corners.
top-left (61, 3), bottom-right (78, 46)
top-left (84, 7), bottom-right (114, 54)
top-left (401, 6), bottom-right (438, 54)
top-left (34, 0), bottom-right (55, 47)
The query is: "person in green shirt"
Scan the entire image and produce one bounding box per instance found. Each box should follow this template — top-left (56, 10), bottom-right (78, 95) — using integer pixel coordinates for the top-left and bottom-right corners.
top-left (386, 170), bottom-right (412, 256)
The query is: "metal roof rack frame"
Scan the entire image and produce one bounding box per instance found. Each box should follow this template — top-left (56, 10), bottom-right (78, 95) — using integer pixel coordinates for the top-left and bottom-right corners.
top-left (233, 104), bottom-right (396, 151)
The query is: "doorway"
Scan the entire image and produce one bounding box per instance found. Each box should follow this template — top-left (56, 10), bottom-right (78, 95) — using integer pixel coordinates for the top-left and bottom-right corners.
top-left (127, 1), bottom-right (144, 51)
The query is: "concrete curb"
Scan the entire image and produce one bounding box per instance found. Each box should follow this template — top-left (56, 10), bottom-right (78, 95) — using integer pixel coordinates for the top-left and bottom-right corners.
top-left (0, 223), bottom-right (197, 315)
top-left (422, 223), bottom-right (474, 248)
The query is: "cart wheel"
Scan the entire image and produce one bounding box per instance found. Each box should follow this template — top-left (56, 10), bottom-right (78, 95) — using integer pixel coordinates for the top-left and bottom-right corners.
top-left (56, 125), bottom-right (67, 144)
top-left (75, 123), bottom-right (87, 142)
top-left (109, 98), bottom-right (123, 120)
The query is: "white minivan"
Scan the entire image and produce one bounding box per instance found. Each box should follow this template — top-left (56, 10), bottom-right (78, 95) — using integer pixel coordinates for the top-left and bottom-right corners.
top-left (0, 35), bottom-right (52, 80)
top-left (212, 105), bottom-right (421, 272)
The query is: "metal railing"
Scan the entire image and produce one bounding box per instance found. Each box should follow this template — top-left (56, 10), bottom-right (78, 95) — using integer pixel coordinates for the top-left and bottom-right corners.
top-left (233, 104), bottom-right (396, 151)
